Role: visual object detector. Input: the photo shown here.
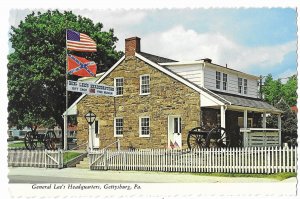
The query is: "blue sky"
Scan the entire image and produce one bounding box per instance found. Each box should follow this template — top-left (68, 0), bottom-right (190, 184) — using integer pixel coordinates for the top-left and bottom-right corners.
top-left (10, 8), bottom-right (297, 80)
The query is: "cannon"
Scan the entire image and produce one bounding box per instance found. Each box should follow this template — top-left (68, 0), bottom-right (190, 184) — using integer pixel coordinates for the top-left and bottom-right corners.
top-left (187, 125), bottom-right (241, 150)
top-left (24, 130), bottom-right (58, 150)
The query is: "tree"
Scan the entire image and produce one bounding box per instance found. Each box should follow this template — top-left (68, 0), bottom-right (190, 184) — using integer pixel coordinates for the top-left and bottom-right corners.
top-left (282, 75), bottom-right (297, 106)
top-left (8, 10), bottom-right (123, 131)
top-left (262, 74), bottom-right (283, 106)
top-left (266, 98), bottom-right (297, 146)
top-left (262, 74), bottom-right (297, 107)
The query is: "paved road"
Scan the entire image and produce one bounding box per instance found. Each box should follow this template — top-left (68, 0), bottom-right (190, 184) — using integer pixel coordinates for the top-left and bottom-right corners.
top-left (8, 167), bottom-right (296, 183)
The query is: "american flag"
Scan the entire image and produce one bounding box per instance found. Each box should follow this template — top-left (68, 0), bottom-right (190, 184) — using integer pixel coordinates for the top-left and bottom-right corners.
top-left (66, 29), bottom-right (97, 52)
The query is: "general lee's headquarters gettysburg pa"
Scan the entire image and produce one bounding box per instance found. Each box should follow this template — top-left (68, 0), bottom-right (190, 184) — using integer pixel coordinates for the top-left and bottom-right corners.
top-left (65, 36), bottom-right (282, 150)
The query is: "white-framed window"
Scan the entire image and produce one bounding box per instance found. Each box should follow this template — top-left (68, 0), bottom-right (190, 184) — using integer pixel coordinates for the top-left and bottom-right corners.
top-left (114, 77), bottom-right (124, 96)
top-left (173, 117), bottom-right (181, 134)
top-left (244, 79), bottom-right (248, 95)
top-left (139, 116), bottom-right (150, 137)
top-left (216, 71), bottom-right (221, 89)
top-left (238, 78), bottom-right (243, 94)
top-left (222, 73), bottom-right (227, 91)
top-left (140, 75), bottom-right (150, 95)
top-left (114, 117), bottom-right (123, 137)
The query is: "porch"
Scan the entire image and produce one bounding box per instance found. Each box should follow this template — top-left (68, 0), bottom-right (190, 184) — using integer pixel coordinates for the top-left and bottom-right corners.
top-left (200, 90), bottom-right (283, 147)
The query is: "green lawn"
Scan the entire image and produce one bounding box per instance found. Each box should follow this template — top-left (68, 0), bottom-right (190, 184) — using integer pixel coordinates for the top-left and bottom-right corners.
top-left (8, 142), bottom-right (25, 148)
top-left (192, 172), bottom-right (296, 181)
top-left (63, 151), bottom-right (82, 164)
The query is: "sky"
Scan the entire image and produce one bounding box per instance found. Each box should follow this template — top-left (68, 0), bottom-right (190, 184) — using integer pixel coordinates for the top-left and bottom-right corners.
top-left (9, 8), bottom-right (297, 80)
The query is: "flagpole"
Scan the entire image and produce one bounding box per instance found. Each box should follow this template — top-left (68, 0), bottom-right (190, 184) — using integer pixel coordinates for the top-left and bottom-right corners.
top-left (64, 29), bottom-right (68, 150)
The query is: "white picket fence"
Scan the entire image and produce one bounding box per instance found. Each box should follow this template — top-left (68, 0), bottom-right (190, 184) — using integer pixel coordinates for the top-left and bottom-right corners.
top-left (8, 150), bottom-right (64, 168)
top-left (89, 146), bottom-right (297, 174)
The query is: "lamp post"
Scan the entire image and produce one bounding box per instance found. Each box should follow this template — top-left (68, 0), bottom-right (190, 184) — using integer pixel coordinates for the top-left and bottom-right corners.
top-left (84, 111), bottom-right (96, 151)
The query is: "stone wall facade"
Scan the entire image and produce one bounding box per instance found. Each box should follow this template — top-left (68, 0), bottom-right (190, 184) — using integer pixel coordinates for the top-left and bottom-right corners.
top-left (76, 55), bottom-right (201, 149)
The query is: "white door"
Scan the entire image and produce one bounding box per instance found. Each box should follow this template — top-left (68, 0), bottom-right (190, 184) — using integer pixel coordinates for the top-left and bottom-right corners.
top-left (168, 116), bottom-right (182, 149)
top-left (89, 119), bottom-right (100, 150)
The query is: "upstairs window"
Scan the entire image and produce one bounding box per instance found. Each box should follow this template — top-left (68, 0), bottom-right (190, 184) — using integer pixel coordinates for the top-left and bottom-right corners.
top-left (140, 75), bottom-right (150, 95)
top-left (216, 71), bottom-right (221, 89)
top-left (223, 73), bottom-right (227, 91)
top-left (114, 77), bottom-right (124, 96)
top-left (244, 79), bottom-right (248, 94)
top-left (238, 78), bottom-right (243, 94)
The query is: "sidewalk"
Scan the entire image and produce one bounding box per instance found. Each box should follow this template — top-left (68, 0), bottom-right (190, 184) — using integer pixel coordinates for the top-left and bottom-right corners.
top-left (8, 167), bottom-right (297, 183)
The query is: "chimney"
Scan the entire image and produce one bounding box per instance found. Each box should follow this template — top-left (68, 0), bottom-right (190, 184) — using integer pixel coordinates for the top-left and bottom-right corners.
top-left (201, 58), bottom-right (212, 63)
top-left (125, 37), bottom-right (141, 56)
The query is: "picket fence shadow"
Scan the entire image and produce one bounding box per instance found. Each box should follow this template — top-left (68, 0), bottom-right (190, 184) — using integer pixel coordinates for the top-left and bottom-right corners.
top-left (89, 146), bottom-right (297, 174)
top-left (8, 149), bottom-right (64, 168)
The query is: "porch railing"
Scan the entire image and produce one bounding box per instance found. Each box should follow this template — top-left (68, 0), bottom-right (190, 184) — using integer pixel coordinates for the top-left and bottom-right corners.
top-left (241, 128), bottom-right (281, 147)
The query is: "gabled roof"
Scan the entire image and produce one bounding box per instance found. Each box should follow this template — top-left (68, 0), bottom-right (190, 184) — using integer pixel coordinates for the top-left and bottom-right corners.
top-left (138, 52), bottom-right (177, 63)
top-left (65, 52), bottom-right (280, 115)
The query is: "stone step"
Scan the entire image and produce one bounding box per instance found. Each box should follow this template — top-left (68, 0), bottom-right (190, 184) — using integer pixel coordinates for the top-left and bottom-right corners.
top-left (75, 157), bottom-right (90, 169)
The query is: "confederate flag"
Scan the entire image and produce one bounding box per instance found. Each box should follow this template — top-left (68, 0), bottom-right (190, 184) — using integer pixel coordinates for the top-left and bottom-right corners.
top-left (67, 54), bottom-right (97, 77)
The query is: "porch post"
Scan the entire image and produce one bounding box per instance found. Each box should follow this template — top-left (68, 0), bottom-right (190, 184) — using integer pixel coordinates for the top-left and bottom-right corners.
top-left (278, 114), bottom-right (282, 146)
top-left (63, 114), bottom-right (68, 150)
top-left (262, 112), bottom-right (267, 128)
top-left (243, 110), bottom-right (248, 128)
top-left (220, 105), bottom-right (226, 129)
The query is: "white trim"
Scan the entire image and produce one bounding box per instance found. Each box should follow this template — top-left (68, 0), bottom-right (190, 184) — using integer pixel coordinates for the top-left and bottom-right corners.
top-left (206, 62), bottom-right (260, 80)
top-left (160, 60), bottom-right (260, 80)
top-left (159, 60), bottom-right (204, 65)
top-left (114, 77), bottom-right (124, 97)
top-left (63, 56), bottom-right (125, 116)
top-left (139, 116), bottom-right (150, 138)
top-left (78, 72), bottom-right (105, 81)
top-left (114, 117), bottom-right (124, 137)
top-left (139, 74), bottom-right (150, 95)
top-left (240, 128), bottom-right (280, 132)
top-left (136, 52), bottom-right (230, 105)
top-left (227, 105), bottom-right (283, 114)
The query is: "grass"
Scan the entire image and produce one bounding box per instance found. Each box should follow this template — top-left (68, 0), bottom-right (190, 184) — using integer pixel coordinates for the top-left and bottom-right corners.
top-left (8, 141), bottom-right (25, 148)
top-left (63, 151), bottom-right (82, 164)
top-left (191, 172), bottom-right (297, 181)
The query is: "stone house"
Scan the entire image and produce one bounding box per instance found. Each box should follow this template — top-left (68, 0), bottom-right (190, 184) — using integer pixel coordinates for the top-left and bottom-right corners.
top-left (65, 37), bottom-right (282, 150)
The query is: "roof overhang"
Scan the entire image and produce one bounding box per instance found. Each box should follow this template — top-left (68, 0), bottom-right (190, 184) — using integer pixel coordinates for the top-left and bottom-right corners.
top-left (227, 105), bottom-right (283, 114)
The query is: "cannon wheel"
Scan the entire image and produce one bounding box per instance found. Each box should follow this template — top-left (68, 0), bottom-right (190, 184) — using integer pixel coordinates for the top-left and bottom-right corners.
top-left (44, 131), bottom-right (57, 150)
top-left (187, 126), bottom-right (210, 150)
top-left (206, 126), bottom-right (231, 148)
top-left (24, 131), bottom-right (37, 150)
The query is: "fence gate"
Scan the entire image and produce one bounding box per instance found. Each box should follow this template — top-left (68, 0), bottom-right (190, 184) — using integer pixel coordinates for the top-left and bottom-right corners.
top-left (45, 150), bottom-right (64, 168)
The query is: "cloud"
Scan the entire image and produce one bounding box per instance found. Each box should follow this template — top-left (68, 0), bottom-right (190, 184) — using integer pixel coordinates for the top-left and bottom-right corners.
top-left (74, 10), bottom-right (147, 30)
top-left (275, 69), bottom-right (297, 83)
top-left (141, 25), bottom-right (296, 72)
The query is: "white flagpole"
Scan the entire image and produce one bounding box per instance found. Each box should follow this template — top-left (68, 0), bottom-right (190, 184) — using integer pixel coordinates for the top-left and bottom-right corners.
top-left (64, 29), bottom-right (68, 150)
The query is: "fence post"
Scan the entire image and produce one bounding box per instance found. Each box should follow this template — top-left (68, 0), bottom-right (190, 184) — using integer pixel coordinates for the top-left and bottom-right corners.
top-left (104, 149), bottom-right (108, 170)
top-left (44, 150), bottom-right (47, 168)
top-left (267, 147), bottom-right (270, 174)
top-left (58, 149), bottom-right (64, 169)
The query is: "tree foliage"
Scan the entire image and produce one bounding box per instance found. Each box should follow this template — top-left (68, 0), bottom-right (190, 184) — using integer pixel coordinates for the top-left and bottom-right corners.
top-left (262, 74), bottom-right (297, 106)
top-left (266, 99), bottom-right (297, 146)
top-left (8, 10), bottom-right (123, 130)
